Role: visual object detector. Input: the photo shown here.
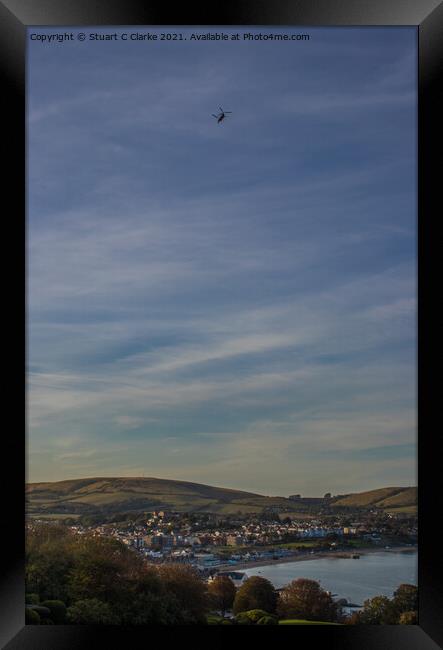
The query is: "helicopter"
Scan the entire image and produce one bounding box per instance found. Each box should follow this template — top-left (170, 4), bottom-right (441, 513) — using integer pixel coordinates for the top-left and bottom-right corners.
top-left (212, 107), bottom-right (232, 123)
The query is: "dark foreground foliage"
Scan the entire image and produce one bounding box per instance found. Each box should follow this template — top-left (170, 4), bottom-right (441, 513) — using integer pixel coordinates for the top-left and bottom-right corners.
top-left (26, 523), bottom-right (209, 625)
top-left (344, 584), bottom-right (418, 625)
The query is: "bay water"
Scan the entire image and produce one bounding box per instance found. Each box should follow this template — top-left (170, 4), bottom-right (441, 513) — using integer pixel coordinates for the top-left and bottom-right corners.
top-left (243, 550), bottom-right (417, 606)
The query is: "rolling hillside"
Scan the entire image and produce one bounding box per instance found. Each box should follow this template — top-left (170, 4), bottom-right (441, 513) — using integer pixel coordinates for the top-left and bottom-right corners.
top-left (26, 477), bottom-right (292, 517)
top-left (330, 487), bottom-right (417, 513)
top-left (26, 477), bottom-right (417, 519)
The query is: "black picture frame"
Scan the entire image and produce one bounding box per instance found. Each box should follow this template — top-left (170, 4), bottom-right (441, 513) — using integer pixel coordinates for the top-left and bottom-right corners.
top-left (1, 0), bottom-right (441, 648)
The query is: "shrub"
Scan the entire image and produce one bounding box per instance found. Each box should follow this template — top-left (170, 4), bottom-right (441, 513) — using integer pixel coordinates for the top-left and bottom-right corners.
top-left (27, 605), bottom-right (51, 619)
top-left (25, 608), bottom-right (40, 625)
top-left (234, 612), bottom-right (254, 625)
top-left (40, 600), bottom-right (67, 624)
top-left (242, 609), bottom-right (273, 623)
top-left (234, 609), bottom-right (276, 625)
top-left (257, 615), bottom-right (278, 625)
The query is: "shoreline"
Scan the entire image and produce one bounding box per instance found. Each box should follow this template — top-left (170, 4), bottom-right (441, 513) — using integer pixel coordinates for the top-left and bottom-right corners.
top-left (216, 546), bottom-right (417, 572)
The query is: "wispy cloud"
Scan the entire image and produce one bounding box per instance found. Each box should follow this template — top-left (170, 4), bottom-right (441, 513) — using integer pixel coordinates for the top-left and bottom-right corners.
top-left (27, 27), bottom-right (417, 492)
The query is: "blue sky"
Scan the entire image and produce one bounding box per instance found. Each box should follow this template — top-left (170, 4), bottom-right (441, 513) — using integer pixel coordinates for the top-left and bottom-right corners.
top-left (27, 27), bottom-right (417, 495)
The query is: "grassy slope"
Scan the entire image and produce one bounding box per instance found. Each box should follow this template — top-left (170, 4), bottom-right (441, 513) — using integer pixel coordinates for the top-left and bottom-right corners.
top-left (26, 477), bottom-right (417, 517)
top-left (26, 476), bottom-right (291, 516)
top-left (331, 487), bottom-right (416, 508)
top-left (375, 487), bottom-right (417, 507)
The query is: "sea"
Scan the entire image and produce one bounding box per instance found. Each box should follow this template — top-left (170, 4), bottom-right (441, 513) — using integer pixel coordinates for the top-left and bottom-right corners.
top-left (243, 550), bottom-right (418, 607)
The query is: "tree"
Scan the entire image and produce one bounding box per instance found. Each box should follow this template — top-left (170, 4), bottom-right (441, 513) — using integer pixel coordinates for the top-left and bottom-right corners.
top-left (358, 595), bottom-right (398, 625)
top-left (66, 598), bottom-right (116, 625)
top-left (28, 522), bottom-right (245, 625)
top-left (67, 536), bottom-right (133, 606)
top-left (26, 536), bottom-right (75, 603)
top-left (68, 552), bottom-right (123, 604)
top-left (277, 578), bottom-right (339, 622)
top-left (392, 584), bottom-right (418, 616)
top-left (119, 564), bottom-right (170, 625)
top-left (207, 576), bottom-right (236, 616)
top-left (157, 564), bottom-right (209, 624)
top-left (233, 577), bottom-right (277, 615)
top-left (399, 610), bottom-right (418, 625)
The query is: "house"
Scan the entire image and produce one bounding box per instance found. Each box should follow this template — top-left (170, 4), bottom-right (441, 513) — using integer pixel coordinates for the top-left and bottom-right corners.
top-left (211, 571), bottom-right (247, 588)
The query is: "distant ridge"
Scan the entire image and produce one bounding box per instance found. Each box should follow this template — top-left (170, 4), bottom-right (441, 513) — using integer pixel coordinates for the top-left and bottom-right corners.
top-left (26, 477), bottom-right (417, 518)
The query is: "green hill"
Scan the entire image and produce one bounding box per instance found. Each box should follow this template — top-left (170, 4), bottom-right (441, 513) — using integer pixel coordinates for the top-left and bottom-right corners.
top-left (26, 477), bottom-right (417, 519)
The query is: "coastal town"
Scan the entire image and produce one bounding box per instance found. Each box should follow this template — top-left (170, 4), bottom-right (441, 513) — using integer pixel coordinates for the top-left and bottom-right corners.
top-left (28, 507), bottom-right (417, 581)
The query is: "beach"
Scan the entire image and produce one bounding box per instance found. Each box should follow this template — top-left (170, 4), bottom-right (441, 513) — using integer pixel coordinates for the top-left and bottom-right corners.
top-left (216, 546), bottom-right (415, 572)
